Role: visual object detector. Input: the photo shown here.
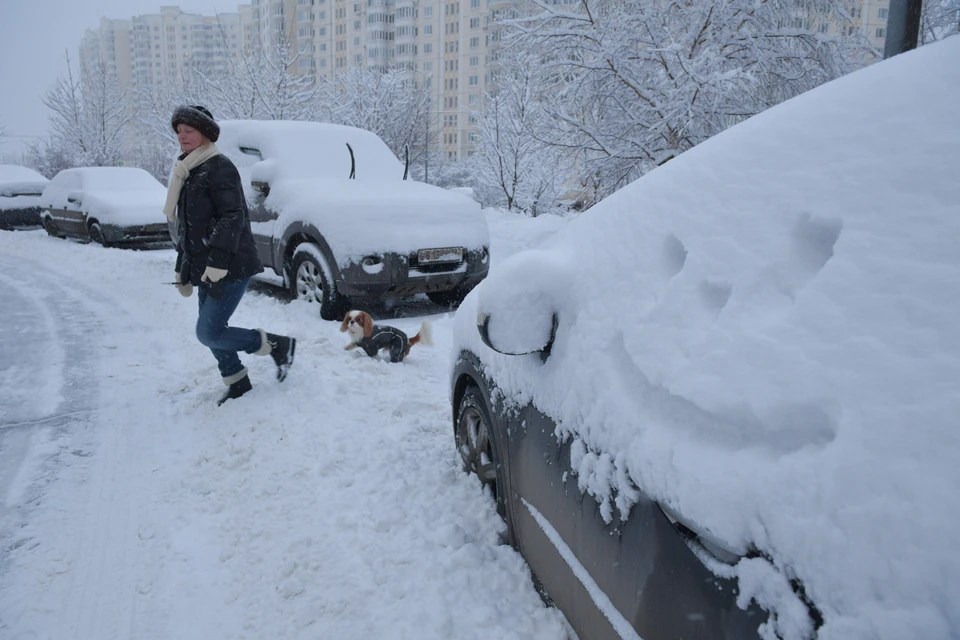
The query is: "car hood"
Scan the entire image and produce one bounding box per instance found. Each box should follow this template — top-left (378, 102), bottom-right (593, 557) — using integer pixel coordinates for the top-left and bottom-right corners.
top-left (83, 191), bottom-right (167, 227)
top-left (264, 178), bottom-right (489, 266)
top-left (453, 38), bottom-right (960, 639)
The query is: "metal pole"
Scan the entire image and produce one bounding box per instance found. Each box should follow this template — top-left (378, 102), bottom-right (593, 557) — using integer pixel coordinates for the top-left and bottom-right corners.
top-left (884, 0), bottom-right (924, 58)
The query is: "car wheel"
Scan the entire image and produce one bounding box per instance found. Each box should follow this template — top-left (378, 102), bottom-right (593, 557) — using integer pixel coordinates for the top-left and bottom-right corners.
top-left (289, 244), bottom-right (348, 321)
top-left (456, 384), bottom-right (515, 546)
top-left (88, 222), bottom-right (108, 246)
top-left (428, 285), bottom-right (473, 308)
top-left (42, 214), bottom-right (60, 238)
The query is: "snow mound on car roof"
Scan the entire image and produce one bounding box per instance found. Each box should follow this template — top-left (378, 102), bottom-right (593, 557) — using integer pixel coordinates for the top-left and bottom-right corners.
top-left (457, 37), bottom-right (960, 640)
top-left (0, 164), bottom-right (48, 185)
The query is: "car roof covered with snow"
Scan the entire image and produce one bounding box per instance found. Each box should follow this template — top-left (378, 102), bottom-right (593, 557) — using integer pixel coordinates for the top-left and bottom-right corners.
top-left (0, 164), bottom-right (48, 186)
top-left (50, 166), bottom-right (165, 193)
top-left (455, 37), bottom-right (960, 639)
top-left (217, 119), bottom-right (405, 182)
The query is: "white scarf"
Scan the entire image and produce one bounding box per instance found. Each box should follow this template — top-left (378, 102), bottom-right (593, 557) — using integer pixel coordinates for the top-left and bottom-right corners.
top-left (163, 143), bottom-right (221, 222)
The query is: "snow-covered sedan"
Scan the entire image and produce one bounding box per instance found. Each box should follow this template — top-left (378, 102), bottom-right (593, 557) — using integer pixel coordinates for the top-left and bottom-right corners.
top-left (450, 39), bottom-right (959, 640)
top-left (40, 167), bottom-right (170, 246)
top-left (217, 120), bottom-right (490, 320)
top-left (0, 164), bottom-right (49, 230)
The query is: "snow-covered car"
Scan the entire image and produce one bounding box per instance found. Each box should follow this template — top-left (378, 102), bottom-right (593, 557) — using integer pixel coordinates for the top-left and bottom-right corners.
top-left (39, 167), bottom-right (171, 246)
top-left (0, 164), bottom-right (49, 230)
top-left (450, 39), bottom-right (959, 640)
top-left (217, 120), bottom-right (490, 320)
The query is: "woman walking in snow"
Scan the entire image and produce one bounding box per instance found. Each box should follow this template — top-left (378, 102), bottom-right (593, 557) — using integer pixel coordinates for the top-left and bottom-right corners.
top-left (165, 105), bottom-right (296, 405)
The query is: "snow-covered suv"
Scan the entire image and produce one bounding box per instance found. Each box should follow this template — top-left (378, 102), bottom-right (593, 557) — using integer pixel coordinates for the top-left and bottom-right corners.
top-left (217, 120), bottom-right (490, 320)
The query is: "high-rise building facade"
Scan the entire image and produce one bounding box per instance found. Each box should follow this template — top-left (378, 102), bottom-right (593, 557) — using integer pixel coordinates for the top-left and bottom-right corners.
top-left (79, 7), bottom-right (256, 91)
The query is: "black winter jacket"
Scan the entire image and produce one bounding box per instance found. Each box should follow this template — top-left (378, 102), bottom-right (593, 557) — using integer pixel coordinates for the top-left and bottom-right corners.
top-left (174, 153), bottom-right (263, 286)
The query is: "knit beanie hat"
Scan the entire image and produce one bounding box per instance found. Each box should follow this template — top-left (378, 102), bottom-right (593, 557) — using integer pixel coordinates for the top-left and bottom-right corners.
top-left (171, 105), bottom-right (220, 143)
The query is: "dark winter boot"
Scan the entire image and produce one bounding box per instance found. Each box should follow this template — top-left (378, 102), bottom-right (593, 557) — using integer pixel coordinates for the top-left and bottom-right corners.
top-left (262, 331), bottom-right (296, 381)
top-left (218, 374), bottom-right (253, 406)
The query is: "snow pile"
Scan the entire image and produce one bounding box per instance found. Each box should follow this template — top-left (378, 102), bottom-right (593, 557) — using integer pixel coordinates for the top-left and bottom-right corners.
top-left (216, 119), bottom-right (489, 267)
top-left (454, 37), bottom-right (960, 639)
top-left (40, 167), bottom-right (166, 226)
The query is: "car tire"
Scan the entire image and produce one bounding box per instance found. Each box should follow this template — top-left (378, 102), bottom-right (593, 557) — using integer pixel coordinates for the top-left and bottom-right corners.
top-left (456, 384), bottom-right (516, 546)
top-left (289, 243), bottom-right (348, 321)
top-left (427, 285), bottom-right (473, 308)
top-left (88, 222), bottom-right (108, 246)
top-left (42, 214), bottom-right (60, 238)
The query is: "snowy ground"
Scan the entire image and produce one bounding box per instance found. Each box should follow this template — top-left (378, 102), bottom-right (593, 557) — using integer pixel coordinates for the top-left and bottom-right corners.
top-left (0, 209), bottom-right (570, 639)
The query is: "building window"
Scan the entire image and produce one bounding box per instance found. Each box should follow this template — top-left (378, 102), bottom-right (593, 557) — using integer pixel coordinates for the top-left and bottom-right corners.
top-left (468, 112), bottom-right (477, 124)
top-left (424, 6), bottom-right (432, 16)
top-left (818, 23), bottom-right (829, 33)
top-left (469, 74), bottom-right (478, 85)
top-left (354, 19), bottom-right (361, 29)
top-left (878, 7), bottom-right (888, 18)
top-left (469, 36), bottom-right (479, 47)
top-left (876, 27), bottom-right (886, 38)
top-left (423, 43), bottom-right (432, 53)
top-left (423, 61), bottom-right (432, 71)
top-left (469, 55), bottom-right (479, 67)
top-left (468, 93), bottom-right (478, 105)
top-left (424, 24), bottom-right (432, 35)
top-left (470, 17), bottom-right (480, 28)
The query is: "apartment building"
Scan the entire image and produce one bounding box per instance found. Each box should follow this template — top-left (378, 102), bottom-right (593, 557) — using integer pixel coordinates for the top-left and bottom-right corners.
top-left (246, 0), bottom-right (511, 160)
top-left (79, 6), bottom-right (255, 91)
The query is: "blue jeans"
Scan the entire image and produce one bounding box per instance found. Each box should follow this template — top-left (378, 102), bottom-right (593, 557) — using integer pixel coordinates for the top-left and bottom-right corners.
top-left (196, 278), bottom-right (262, 380)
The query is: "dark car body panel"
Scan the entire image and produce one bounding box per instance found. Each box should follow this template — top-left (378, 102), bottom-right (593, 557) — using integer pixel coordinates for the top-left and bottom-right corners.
top-left (452, 351), bottom-right (766, 640)
top-left (249, 193), bottom-right (488, 303)
top-left (0, 205), bottom-right (42, 229)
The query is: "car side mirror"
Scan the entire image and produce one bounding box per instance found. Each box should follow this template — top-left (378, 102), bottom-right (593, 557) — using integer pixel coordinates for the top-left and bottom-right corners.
top-left (251, 180), bottom-right (270, 196)
top-left (477, 311), bottom-right (558, 363)
top-left (66, 191), bottom-right (83, 204)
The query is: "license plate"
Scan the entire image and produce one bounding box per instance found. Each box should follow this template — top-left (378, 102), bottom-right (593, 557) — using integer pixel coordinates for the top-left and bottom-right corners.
top-left (418, 247), bottom-right (464, 264)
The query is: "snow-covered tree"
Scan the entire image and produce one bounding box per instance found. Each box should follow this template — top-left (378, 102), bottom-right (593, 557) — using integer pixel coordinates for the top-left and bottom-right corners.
top-left (504, 0), bottom-right (872, 201)
top-left (193, 36), bottom-right (321, 122)
top-left (920, 0), bottom-right (960, 43)
top-left (468, 49), bottom-right (570, 214)
top-left (41, 51), bottom-right (132, 168)
top-left (324, 67), bottom-right (433, 169)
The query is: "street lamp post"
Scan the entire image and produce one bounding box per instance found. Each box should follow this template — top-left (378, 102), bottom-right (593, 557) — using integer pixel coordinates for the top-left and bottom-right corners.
top-left (884, 0), bottom-right (924, 58)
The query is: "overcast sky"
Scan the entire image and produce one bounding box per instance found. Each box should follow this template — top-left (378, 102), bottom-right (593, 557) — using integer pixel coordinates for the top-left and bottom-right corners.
top-left (0, 0), bottom-right (235, 158)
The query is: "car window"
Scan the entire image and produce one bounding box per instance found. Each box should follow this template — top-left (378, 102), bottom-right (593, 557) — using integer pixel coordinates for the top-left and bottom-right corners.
top-left (42, 171), bottom-right (82, 207)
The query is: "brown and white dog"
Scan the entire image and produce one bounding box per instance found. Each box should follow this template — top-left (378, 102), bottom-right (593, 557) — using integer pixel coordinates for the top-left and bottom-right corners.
top-left (340, 310), bottom-right (433, 363)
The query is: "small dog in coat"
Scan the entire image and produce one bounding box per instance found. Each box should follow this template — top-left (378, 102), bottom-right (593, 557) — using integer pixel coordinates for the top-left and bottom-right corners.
top-left (340, 310), bottom-right (433, 363)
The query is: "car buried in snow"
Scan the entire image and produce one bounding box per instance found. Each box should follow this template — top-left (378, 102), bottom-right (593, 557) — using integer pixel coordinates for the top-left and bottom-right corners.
top-left (0, 164), bottom-right (49, 230)
top-left (39, 167), bottom-right (171, 246)
top-left (449, 39), bottom-right (960, 640)
top-left (215, 120), bottom-right (490, 320)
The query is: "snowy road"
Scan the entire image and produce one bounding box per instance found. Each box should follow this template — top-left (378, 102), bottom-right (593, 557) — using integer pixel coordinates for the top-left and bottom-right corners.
top-left (0, 211), bottom-right (570, 639)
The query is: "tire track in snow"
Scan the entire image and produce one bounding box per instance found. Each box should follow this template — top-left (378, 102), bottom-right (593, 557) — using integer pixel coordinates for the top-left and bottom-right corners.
top-left (0, 253), bottom-right (168, 640)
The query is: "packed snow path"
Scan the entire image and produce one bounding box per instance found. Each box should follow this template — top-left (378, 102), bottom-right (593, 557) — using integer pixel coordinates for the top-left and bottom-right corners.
top-left (0, 216), bottom-right (570, 639)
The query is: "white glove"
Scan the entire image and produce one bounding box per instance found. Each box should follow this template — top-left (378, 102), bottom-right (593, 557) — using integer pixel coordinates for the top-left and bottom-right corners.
top-left (201, 266), bottom-right (228, 284)
top-left (175, 271), bottom-right (193, 298)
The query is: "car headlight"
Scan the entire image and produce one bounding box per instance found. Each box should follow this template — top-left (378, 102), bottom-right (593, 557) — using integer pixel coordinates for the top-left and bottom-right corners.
top-left (361, 255), bottom-right (384, 274)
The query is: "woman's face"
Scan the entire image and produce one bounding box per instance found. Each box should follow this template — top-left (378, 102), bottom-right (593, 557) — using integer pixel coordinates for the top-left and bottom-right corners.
top-left (177, 124), bottom-right (206, 154)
